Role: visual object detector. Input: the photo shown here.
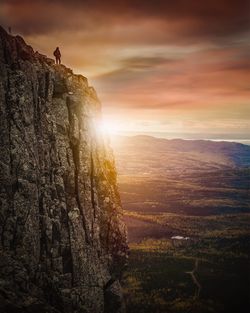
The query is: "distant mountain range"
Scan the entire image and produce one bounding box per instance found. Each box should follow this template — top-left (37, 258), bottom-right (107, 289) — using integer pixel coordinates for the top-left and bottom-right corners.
top-left (112, 136), bottom-right (250, 175)
top-left (112, 135), bottom-right (250, 172)
top-left (112, 135), bottom-right (250, 216)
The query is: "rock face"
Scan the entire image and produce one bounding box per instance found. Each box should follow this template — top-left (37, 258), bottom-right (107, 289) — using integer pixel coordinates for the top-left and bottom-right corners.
top-left (0, 27), bottom-right (128, 313)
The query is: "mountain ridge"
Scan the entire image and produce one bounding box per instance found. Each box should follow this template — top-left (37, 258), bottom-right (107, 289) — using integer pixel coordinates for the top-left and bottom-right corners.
top-left (112, 135), bottom-right (250, 168)
top-left (112, 134), bottom-right (250, 216)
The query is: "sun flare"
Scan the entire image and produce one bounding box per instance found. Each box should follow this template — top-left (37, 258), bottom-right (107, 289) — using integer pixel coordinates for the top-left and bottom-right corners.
top-left (96, 118), bottom-right (122, 136)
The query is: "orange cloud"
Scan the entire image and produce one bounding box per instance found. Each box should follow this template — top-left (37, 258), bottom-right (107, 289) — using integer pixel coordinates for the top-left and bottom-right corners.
top-left (1, 0), bottom-right (250, 137)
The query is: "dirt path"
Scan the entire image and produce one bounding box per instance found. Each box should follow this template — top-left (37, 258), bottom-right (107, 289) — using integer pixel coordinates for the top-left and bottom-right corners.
top-left (185, 259), bottom-right (202, 299)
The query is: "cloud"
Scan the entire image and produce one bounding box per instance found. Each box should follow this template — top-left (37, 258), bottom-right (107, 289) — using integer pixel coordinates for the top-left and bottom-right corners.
top-left (92, 44), bottom-right (250, 113)
top-left (1, 0), bottom-right (250, 135)
top-left (121, 56), bottom-right (174, 70)
top-left (1, 0), bottom-right (250, 42)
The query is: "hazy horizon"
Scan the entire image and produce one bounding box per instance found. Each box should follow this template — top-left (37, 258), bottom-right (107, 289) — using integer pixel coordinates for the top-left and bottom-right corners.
top-left (110, 131), bottom-right (250, 145)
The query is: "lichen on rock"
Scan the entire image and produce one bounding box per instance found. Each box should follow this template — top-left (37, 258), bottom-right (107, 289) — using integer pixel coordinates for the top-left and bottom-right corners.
top-left (0, 26), bottom-right (128, 313)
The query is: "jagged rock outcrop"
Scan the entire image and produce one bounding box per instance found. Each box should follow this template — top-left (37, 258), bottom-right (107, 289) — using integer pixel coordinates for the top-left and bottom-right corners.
top-left (0, 26), bottom-right (128, 313)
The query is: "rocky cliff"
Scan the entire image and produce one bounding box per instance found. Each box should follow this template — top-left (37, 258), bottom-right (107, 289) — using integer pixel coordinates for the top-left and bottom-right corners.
top-left (0, 26), bottom-right (128, 313)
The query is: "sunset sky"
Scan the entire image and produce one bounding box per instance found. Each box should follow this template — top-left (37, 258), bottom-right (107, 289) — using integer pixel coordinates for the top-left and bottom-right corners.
top-left (1, 0), bottom-right (250, 139)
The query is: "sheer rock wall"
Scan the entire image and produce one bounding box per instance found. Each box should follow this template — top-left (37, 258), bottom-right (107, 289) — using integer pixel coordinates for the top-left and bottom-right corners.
top-left (0, 26), bottom-right (128, 313)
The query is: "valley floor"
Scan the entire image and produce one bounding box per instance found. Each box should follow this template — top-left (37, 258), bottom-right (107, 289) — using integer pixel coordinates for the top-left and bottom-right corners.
top-left (113, 136), bottom-right (250, 313)
top-left (122, 212), bottom-right (250, 313)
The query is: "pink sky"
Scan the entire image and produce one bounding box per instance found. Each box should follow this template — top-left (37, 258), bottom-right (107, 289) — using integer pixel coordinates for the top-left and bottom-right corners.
top-left (1, 0), bottom-right (250, 137)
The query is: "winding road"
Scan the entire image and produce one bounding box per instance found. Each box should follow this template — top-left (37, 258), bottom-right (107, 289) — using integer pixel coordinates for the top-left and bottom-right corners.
top-left (185, 258), bottom-right (202, 299)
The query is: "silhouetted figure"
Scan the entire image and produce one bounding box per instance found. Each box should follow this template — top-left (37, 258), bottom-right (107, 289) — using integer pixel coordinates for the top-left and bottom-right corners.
top-left (53, 47), bottom-right (61, 64)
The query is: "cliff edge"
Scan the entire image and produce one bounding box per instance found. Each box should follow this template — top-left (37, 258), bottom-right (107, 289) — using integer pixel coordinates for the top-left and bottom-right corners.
top-left (0, 26), bottom-right (128, 313)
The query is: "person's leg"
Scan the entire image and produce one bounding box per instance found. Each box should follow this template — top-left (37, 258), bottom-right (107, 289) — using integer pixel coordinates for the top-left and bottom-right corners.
top-left (59, 57), bottom-right (61, 64)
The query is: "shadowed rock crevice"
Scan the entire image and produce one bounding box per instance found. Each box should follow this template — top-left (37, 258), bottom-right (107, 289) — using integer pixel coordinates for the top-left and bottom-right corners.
top-left (66, 95), bottom-right (90, 244)
top-left (0, 26), bottom-right (128, 313)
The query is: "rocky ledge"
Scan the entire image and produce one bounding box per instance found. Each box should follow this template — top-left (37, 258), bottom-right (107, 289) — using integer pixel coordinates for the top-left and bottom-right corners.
top-left (0, 26), bottom-right (128, 313)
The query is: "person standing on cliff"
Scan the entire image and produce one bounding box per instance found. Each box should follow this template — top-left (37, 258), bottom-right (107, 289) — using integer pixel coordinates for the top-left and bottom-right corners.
top-left (53, 47), bottom-right (61, 64)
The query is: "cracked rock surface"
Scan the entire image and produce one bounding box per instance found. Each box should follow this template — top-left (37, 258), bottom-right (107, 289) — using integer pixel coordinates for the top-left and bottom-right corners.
top-left (0, 26), bottom-right (128, 313)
